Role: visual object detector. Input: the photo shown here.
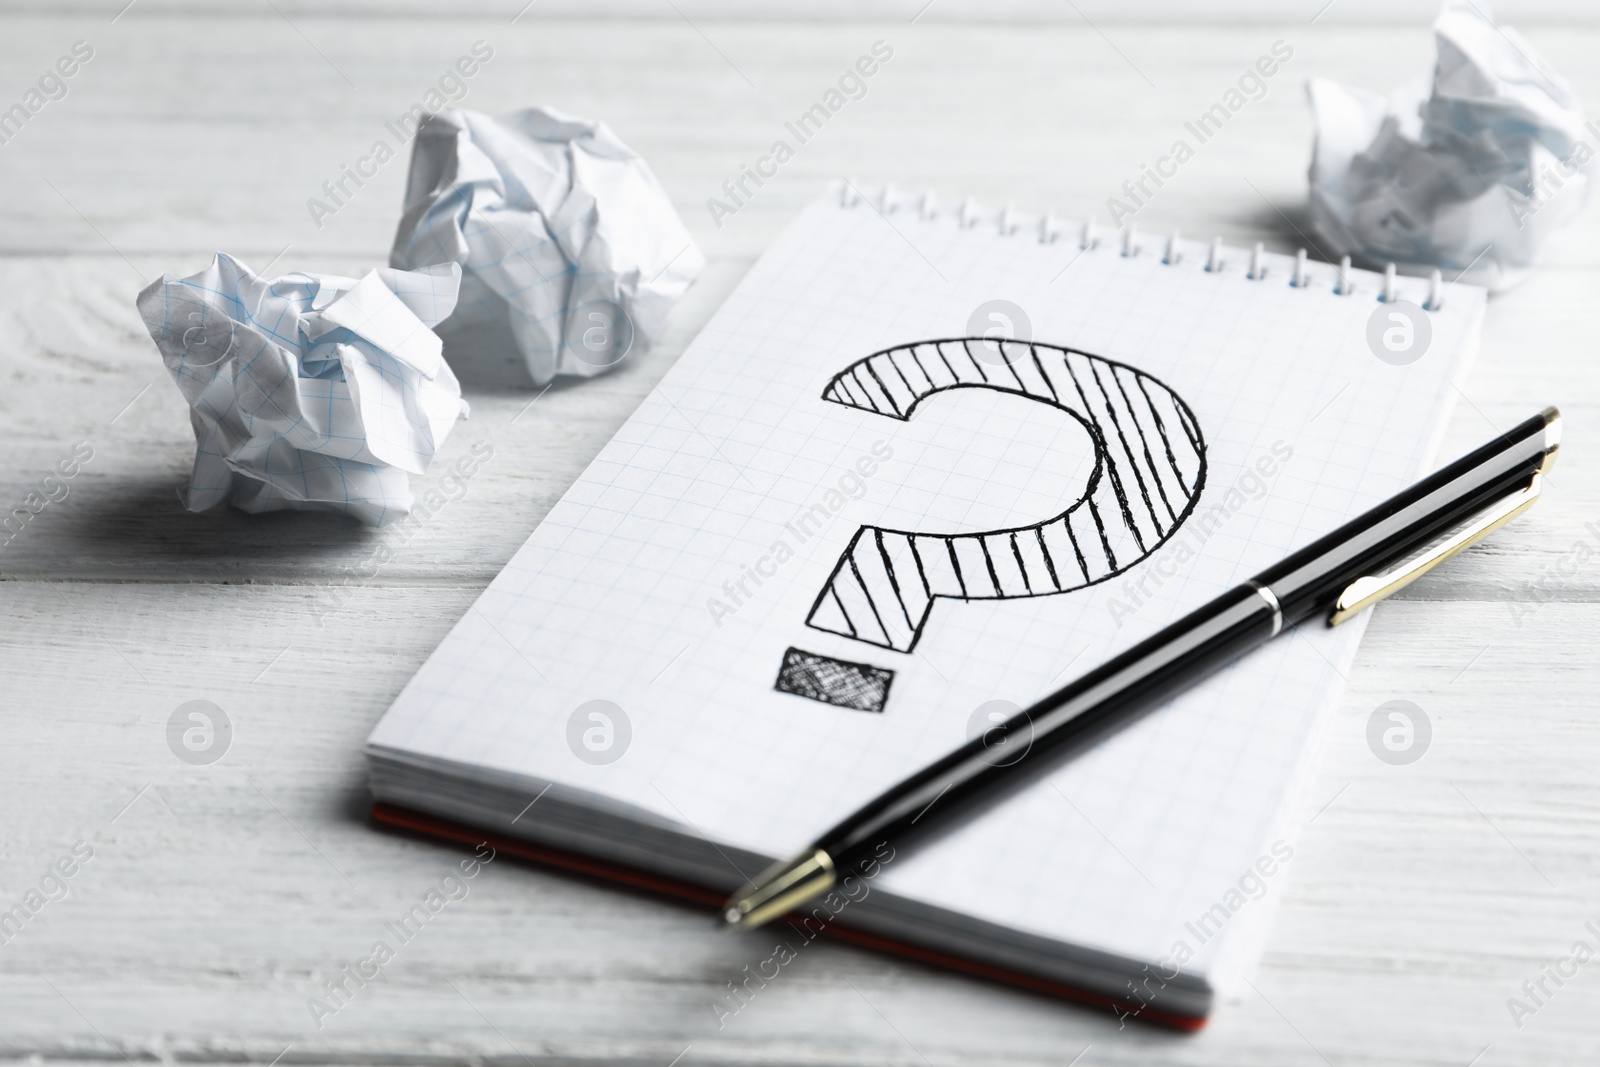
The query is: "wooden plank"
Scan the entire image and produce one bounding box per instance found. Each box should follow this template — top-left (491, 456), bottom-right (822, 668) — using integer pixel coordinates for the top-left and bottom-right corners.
top-left (0, 585), bottom-right (1597, 1063)
top-left (9, 1), bottom-right (1600, 22)
top-left (0, 18), bottom-right (1594, 263)
top-left (0, 247), bottom-right (1591, 593)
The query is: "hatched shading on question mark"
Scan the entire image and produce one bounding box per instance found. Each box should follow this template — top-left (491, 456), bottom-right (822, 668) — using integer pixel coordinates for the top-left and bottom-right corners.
top-left (777, 337), bottom-right (1206, 712)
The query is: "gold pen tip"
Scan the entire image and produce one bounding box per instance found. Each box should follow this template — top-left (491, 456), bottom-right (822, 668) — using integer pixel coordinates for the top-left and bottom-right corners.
top-left (720, 849), bottom-right (836, 932)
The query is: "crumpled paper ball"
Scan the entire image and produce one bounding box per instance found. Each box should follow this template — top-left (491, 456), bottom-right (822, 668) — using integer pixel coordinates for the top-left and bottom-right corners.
top-left (1307, 1), bottom-right (1591, 292)
top-left (137, 253), bottom-right (468, 526)
top-left (389, 106), bottom-right (703, 386)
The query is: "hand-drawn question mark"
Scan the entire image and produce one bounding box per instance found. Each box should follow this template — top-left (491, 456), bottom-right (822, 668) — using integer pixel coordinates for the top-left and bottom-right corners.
top-left (774, 337), bottom-right (1207, 714)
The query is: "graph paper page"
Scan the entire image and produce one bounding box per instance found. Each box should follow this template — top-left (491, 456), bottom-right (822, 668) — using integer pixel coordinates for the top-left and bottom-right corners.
top-left (369, 186), bottom-right (1482, 978)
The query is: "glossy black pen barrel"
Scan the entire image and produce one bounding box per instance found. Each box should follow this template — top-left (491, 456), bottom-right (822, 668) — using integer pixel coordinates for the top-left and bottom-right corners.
top-left (817, 584), bottom-right (1278, 875)
top-left (726, 408), bottom-right (1559, 929)
top-left (1255, 409), bottom-right (1555, 624)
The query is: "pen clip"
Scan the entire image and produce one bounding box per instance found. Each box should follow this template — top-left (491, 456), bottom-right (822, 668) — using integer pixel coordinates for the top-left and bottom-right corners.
top-left (1329, 467), bottom-right (1546, 626)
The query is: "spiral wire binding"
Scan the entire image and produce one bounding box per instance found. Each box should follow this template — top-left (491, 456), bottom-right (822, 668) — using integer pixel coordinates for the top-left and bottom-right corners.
top-left (838, 183), bottom-right (1447, 305)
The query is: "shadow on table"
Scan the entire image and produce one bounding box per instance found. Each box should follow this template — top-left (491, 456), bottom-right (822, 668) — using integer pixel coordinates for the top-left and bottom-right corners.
top-left (7, 472), bottom-right (377, 579)
top-left (1234, 199), bottom-right (1341, 263)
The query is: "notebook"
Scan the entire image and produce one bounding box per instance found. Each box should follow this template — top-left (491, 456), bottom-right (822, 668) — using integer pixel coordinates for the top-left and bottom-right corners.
top-left (366, 183), bottom-right (1483, 1028)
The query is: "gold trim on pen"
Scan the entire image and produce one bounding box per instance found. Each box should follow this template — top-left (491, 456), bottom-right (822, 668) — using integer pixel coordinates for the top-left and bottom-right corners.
top-left (722, 849), bottom-right (836, 930)
top-left (1330, 411), bottom-right (1560, 626)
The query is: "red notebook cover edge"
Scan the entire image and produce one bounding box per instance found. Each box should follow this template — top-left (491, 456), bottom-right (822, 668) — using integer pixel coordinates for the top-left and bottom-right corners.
top-left (369, 801), bottom-right (1208, 1033)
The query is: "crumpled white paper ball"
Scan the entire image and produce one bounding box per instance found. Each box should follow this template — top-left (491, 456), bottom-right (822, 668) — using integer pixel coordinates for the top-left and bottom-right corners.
top-left (389, 106), bottom-right (703, 386)
top-left (1307, 1), bottom-right (1592, 292)
top-left (137, 253), bottom-right (468, 526)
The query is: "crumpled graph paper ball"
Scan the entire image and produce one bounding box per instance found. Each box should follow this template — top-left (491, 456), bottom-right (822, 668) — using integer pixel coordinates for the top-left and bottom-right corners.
top-left (389, 106), bottom-right (704, 386)
top-left (137, 253), bottom-right (468, 526)
top-left (1308, 1), bottom-right (1591, 292)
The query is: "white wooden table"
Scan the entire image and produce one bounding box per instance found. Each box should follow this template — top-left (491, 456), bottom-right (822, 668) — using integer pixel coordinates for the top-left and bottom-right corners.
top-left (2, 10), bottom-right (1598, 1065)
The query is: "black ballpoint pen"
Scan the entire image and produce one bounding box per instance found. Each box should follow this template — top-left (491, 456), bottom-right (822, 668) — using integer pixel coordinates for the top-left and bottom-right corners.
top-left (723, 407), bottom-right (1561, 929)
